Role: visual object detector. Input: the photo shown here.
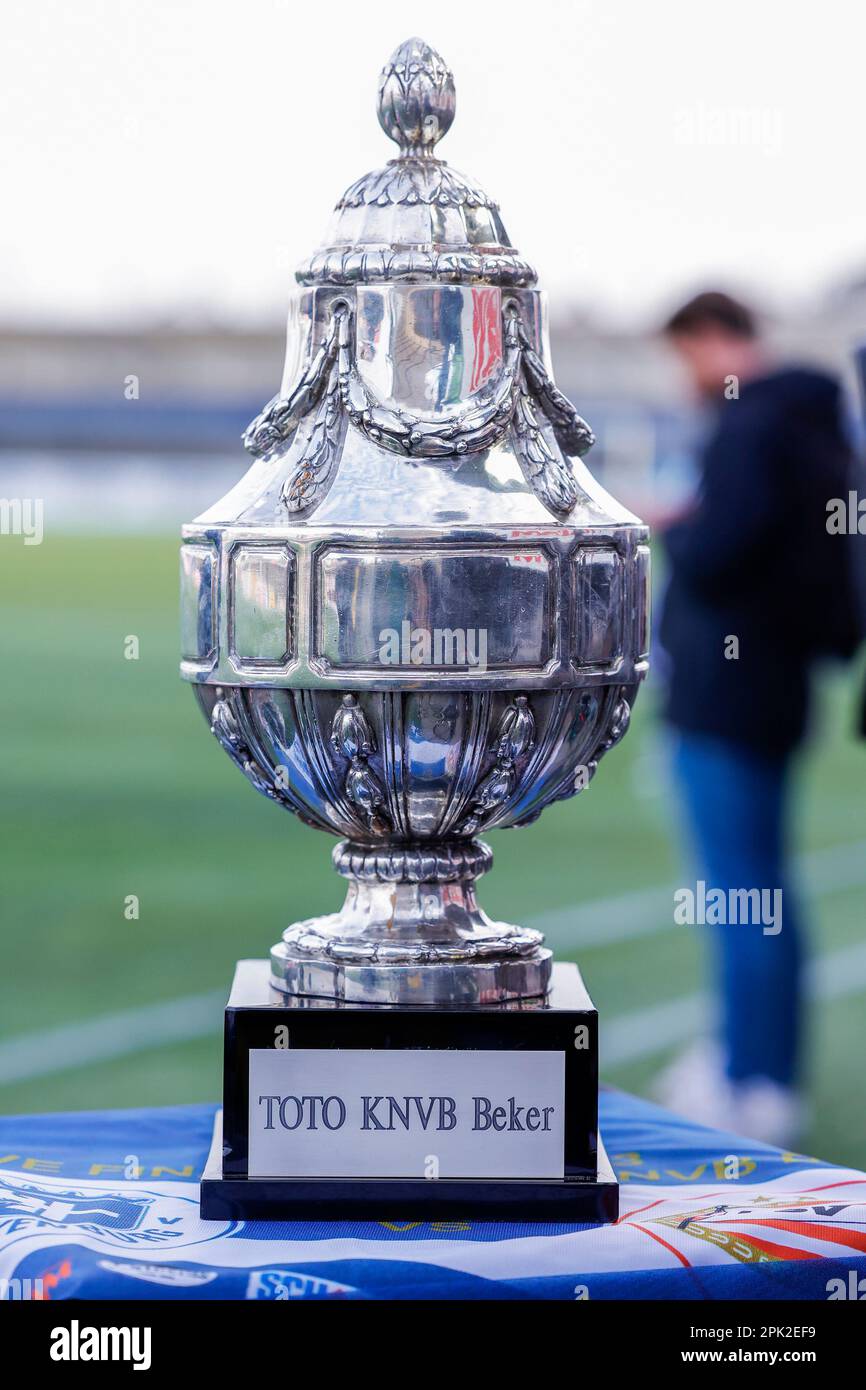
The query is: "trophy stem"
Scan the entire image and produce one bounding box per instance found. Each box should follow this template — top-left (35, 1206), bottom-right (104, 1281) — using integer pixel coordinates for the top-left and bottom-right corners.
top-left (269, 838), bottom-right (553, 1007)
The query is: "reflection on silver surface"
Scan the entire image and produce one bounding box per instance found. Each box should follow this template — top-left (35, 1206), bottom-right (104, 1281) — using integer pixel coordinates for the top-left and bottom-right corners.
top-left (181, 38), bottom-right (650, 1005)
top-left (576, 548), bottom-right (623, 667)
top-left (179, 543), bottom-right (215, 665)
top-left (230, 544), bottom-right (292, 665)
top-left (315, 545), bottom-right (552, 672)
top-left (636, 545), bottom-right (652, 659)
top-left (355, 285), bottom-right (503, 413)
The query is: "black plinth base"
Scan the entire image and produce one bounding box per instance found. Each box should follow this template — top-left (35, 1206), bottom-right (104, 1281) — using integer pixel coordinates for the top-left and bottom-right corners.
top-left (200, 1111), bottom-right (619, 1222)
top-left (203, 958), bottom-right (618, 1223)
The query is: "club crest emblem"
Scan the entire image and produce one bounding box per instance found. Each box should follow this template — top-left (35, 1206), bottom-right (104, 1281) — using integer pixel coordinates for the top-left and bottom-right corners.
top-left (0, 1174), bottom-right (236, 1249)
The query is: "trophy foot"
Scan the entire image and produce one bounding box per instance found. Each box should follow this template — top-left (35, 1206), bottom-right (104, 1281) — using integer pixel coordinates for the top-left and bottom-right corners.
top-left (269, 838), bottom-right (553, 1006)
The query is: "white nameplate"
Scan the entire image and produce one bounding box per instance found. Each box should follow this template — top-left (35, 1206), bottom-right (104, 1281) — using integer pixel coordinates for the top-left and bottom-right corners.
top-left (248, 1049), bottom-right (565, 1180)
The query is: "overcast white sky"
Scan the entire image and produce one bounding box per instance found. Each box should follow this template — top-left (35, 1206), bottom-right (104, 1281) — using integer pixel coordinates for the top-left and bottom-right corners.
top-left (2, 0), bottom-right (864, 327)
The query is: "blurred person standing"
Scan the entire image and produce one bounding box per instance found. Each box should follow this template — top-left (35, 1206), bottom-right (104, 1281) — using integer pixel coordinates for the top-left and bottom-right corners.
top-left (656, 291), bottom-right (861, 1145)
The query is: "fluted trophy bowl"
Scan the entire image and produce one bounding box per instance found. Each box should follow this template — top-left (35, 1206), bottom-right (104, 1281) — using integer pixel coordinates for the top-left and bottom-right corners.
top-left (180, 39), bottom-right (649, 1007)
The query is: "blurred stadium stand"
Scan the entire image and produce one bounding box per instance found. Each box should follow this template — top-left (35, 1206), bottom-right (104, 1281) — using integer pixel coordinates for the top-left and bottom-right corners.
top-left (2, 278), bottom-right (864, 524)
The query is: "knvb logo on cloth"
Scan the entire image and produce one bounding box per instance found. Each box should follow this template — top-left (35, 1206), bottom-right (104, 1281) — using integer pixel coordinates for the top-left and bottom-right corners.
top-left (248, 1049), bottom-right (565, 1180)
top-left (0, 1173), bottom-right (237, 1248)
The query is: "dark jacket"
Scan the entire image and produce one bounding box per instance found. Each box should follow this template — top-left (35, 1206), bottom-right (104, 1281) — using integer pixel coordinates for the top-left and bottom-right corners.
top-left (660, 367), bottom-right (860, 757)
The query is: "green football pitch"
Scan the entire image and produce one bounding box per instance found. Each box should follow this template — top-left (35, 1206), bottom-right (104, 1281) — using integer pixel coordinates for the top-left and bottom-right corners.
top-left (2, 535), bottom-right (866, 1169)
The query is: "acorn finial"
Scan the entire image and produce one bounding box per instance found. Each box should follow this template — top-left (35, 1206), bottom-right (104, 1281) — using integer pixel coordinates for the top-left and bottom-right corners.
top-left (377, 38), bottom-right (455, 157)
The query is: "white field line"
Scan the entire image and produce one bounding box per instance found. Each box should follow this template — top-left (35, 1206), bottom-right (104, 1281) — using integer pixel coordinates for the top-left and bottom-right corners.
top-left (0, 993), bottom-right (225, 1087)
top-left (534, 837), bottom-right (866, 952)
top-left (604, 937), bottom-right (866, 1068)
top-left (0, 839), bottom-right (864, 1087)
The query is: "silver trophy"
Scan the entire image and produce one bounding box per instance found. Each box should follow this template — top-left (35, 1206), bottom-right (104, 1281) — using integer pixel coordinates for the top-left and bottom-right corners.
top-left (183, 38), bottom-right (649, 1219)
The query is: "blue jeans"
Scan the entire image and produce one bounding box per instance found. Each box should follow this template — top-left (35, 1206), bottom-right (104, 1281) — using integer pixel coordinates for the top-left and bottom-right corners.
top-left (671, 731), bottom-right (803, 1087)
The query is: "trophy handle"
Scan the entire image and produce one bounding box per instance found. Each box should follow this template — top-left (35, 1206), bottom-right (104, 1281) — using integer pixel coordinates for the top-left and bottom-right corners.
top-left (242, 312), bottom-right (341, 458)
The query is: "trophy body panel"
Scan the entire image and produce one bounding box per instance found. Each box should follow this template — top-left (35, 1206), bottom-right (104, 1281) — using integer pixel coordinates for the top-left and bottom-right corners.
top-left (181, 520), bottom-right (650, 694)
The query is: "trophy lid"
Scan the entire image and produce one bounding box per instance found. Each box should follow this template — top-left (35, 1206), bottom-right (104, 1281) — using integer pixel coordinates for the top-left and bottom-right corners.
top-left (199, 36), bottom-right (646, 535)
top-left (297, 38), bottom-right (537, 289)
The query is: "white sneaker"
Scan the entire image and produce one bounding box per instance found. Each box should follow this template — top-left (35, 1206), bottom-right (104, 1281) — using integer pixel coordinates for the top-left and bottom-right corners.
top-left (654, 1040), bottom-right (806, 1148)
top-left (654, 1039), bottom-right (730, 1129)
top-left (726, 1077), bottom-right (807, 1150)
